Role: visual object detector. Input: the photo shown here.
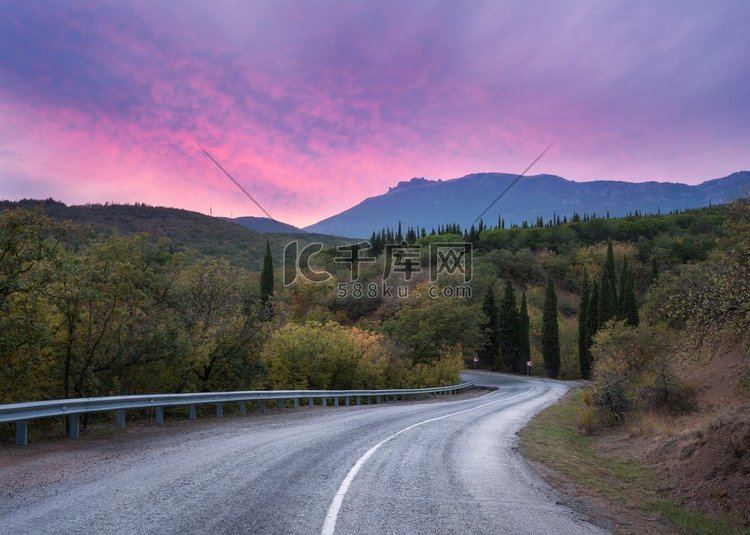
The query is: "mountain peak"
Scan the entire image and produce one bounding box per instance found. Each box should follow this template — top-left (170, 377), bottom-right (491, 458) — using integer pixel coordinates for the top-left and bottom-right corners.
top-left (387, 177), bottom-right (440, 193)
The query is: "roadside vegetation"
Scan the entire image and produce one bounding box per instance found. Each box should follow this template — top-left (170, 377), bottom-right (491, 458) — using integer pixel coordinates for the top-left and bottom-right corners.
top-left (524, 199), bottom-right (750, 531)
top-left (1, 201), bottom-right (740, 402)
top-left (0, 207), bottom-right (465, 413)
top-left (520, 390), bottom-right (744, 535)
top-left (2, 195), bottom-right (748, 527)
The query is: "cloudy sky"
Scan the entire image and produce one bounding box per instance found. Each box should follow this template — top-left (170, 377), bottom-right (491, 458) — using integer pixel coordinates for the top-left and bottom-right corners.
top-left (1, 1), bottom-right (748, 226)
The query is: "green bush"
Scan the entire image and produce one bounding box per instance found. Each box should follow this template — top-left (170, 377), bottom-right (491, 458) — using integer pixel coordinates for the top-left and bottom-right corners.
top-left (639, 357), bottom-right (695, 414)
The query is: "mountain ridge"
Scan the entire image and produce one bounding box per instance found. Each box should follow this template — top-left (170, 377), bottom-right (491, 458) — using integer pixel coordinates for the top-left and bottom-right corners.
top-left (305, 171), bottom-right (750, 237)
top-left (222, 215), bottom-right (302, 233)
top-left (0, 199), bottom-right (348, 269)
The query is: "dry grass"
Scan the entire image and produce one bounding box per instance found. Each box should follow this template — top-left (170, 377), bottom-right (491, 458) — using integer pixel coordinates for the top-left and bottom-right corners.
top-left (520, 389), bottom-right (746, 535)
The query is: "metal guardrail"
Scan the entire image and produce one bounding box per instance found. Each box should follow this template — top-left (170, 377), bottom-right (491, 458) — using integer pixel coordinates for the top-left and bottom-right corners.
top-left (1, 382), bottom-right (476, 445)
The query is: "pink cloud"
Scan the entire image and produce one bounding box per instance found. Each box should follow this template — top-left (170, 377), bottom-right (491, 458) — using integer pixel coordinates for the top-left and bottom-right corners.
top-left (1, 1), bottom-right (749, 226)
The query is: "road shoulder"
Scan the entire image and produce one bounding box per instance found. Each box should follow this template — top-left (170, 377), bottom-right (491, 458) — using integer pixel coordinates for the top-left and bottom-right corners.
top-left (518, 389), bottom-right (744, 535)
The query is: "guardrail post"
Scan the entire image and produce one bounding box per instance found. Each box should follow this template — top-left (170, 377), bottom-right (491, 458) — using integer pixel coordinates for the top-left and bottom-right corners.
top-left (239, 401), bottom-right (246, 416)
top-left (308, 397), bottom-right (313, 407)
top-left (276, 399), bottom-right (283, 411)
top-left (333, 397), bottom-right (338, 407)
top-left (345, 397), bottom-right (350, 406)
top-left (376, 395), bottom-right (381, 403)
top-left (356, 396), bottom-right (361, 406)
top-left (16, 421), bottom-right (28, 446)
top-left (322, 398), bottom-right (327, 408)
top-left (216, 403), bottom-right (223, 417)
top-left (293, 398), bottom-right (299, 409)
top-left (155, 407), bottom-right (164, 425)
top-left (69, 415), bottom-right (80, 440)
top-left (260, 400), bottom-right (266, 413)
top-left (189, 405), bottom-right (197, 420)
top-left (116, 410), bottom-right (126, 428)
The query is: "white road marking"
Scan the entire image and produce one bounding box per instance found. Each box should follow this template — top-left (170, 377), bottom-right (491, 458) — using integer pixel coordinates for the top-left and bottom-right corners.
top-left (320, 387), bottom-right (535, 535)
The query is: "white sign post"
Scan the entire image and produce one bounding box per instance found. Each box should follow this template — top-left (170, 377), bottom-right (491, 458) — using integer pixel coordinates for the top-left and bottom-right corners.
top-left (526, 361), bottom-right (532, 376)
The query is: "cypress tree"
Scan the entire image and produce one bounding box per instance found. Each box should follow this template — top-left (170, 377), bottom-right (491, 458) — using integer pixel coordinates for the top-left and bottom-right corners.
top-left (617, 258), bottom-right (629, 319)
top-left (480, 287), bottom-right (500, 367)
top-left (623, 267), bottom-right (639, 326)
top-left (498, 280), bottom-right (520, 373)
top-left (602, 238), bottom-right (618, 320)
top-left (260, 240), bottom-right (274, 302)
top-left (518, 291), bottom-right (530, 370)
top-left (598, 270), bottom-right (610, 326)
top-left (599, 272), bottom-right (617, 326)
top-left (586, 280), bottom-right (600, 353)
top-left (578, 268), bottom-right (592, 379)
top-left (542, 275), bottom-right (561, 378)
top-left (651, 256), bottom-right (659, 282)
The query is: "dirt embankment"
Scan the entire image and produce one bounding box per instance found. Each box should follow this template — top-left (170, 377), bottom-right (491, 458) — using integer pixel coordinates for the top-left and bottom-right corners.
top-left (596, 341), bottom-right (750, 525)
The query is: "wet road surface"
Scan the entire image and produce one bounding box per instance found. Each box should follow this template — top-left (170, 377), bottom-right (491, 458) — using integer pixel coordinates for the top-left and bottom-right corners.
top-left (0, 372), bottom-right (607, 534)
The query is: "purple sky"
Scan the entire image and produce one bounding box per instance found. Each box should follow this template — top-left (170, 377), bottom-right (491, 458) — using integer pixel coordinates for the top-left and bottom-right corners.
top-left (1, 1), bottom-right (748, 226)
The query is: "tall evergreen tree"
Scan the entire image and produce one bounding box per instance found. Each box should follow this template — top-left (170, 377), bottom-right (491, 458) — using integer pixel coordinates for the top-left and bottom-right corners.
top-left (578, 268), bottom-right (592, 379)
top-left (542, 275), bottom-right (561, 378)
top-left (617, 257), bottom-right (629, 319)
top-left (651, 256), bottom-right (659, 282)
top-left (598, 270), bottom-right (611, 326)
top-left (498, 280), bottom-right (520, 373)
top-left (260, 240), bottom-right (274, 302)
top-left (598, 247), bottom-right (617, 327)
top-left (480, 287), bottom-right (500, 367)
top-left (518, 291), bottom-right (530, 370)
top-left (622, 265), bottom-right (639, 327)
top-left (586, 280), bottom-right (600, 356)
top-left (605, 238), bottom-right (618, 314)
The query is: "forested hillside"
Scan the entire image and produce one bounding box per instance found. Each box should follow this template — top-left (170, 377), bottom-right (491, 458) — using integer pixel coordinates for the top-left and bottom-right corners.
top-left (296, 205), bottom-right (734, 380)
top-left (2, 198), bottom-right (747, 487)
top-left (0, 207), bottom-right (463, 413)
top-left (0, 199), bottom-right (344, 269)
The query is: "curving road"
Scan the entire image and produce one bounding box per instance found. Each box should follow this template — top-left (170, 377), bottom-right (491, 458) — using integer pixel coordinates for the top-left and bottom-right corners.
top-left (0, 372), bottom-right (607, 534)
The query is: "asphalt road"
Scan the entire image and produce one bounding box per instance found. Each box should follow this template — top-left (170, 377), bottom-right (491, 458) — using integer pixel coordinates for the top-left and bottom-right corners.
top-left (0, 372), bottom-right (607, 534)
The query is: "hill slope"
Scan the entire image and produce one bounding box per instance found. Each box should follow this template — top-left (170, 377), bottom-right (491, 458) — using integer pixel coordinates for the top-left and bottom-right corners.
top-left (222, 216), bottom-right (302, 233)
top-left (0, 200), bottom-right (348, 270)
top-left (305, 171), bottom-right (750, 237)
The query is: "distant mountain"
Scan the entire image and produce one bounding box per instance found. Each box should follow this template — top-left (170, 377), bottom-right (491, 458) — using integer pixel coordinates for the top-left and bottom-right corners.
top-left (304, 171), bottom-right (750, 237)
top-left (0, 200), bottom-right (348, 270)
top-left (223, 216), bottom-right (301, 233)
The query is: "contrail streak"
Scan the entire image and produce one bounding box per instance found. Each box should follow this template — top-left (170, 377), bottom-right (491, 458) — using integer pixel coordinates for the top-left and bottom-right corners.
top-left (196, 142), bottom-right (277, 223)
top-left (473, 141), bottom-right (555, 224)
